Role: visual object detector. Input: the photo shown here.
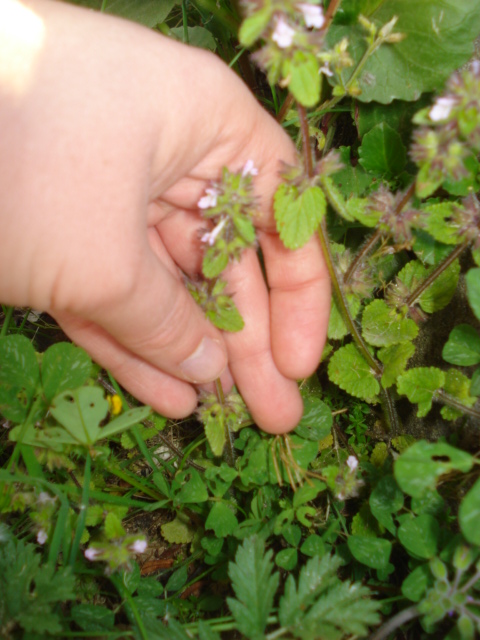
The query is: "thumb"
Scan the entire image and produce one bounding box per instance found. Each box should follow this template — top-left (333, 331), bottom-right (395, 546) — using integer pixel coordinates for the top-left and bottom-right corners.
top-left (82, 250), bottom-right (228, 385)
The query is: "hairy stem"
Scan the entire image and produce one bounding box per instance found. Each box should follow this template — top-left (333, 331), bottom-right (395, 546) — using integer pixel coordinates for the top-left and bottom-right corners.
top-left (298, 104), bottom-right (314, 178)
top-left (324, 0), bottom-right (342, 26)
top-left (406, 241), bottom-right (469, 308)
top-left (369, 605), bottom-right (420, 640)
top-left (435, 391), bottom-right (480, 421)
top-left (215, 378), bottom-right (236, 468)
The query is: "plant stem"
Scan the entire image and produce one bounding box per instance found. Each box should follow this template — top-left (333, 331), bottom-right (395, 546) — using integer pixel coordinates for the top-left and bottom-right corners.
top-left (215, 377), bottom-right (225, 404)
top-left (298, 104), bottom-right (314, 177)
top-left (435, 391), bottom-right (480, 421)
top-left (110, 575), bottom-right (149, 640)
top-left (277, 93), bottom-right (294, 123)
top-left (215, 377), bottom-right (236, 468)
top-left (461, 570), bottom-right (480, 593)
top-left (181, 0), bottom-right (189, 43)
top-left (0, 305), bottom-right (13, 337)
top-left (405, 241), bottom-right (468, 308)
top-left (344, 228), bottom-right (383, 285)
top-left (369, 605), bottom-right (420, 640)
top-left (324, 0), bottom-right (342, 26)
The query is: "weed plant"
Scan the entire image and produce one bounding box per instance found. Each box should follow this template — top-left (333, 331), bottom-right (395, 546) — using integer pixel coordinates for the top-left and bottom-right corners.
top-left (1, 0), bottom-right (480, 639)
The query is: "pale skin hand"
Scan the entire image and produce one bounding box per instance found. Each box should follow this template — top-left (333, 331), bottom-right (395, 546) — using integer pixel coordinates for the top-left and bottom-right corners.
top-left (0, 0), bottom-right (331, 433)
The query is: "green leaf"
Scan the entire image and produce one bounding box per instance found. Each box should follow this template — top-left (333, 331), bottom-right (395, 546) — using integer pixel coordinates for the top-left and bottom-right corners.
top-left (169, 26), bottom-right (216, 51)
top-left (378, 341), bottom-right (415, 388)
top-left (470, 367), bottom-right (480, 396)
top-left (401, 564), bottom-right (432, 602)
top-left (459, 477), bottom-right (480, 545)
top-left (326, 0), bottom-right (480, 104)
top-left (50, 387), bottom-right (108, 445)
top-left (100, 405), bottom-right (151, 439)
top-left (198, 620), bottom-right (222, 640)
top-left (288, 51), bottom-right (320, 107)
top-left (346, 196), bottom-right (381, 227)
top-left (71, 604), bottom-right (115, 632)
top-left (394, 440), bottom-right (474, 498)
top-left (276, 548), bottom-right (298, 570)
top-left (422, 202), bottom-right (465, 245)
top-left (466, 268), bottom-right (480, 320)
top-left (327, 294), bottom-right (362, 340)
top-left (104, 0), bottom-right (176, 26)
top-left (347, 535), bottom-right (392, 569)
top-left (442, 324), bottom-right (480, 366)
top-left (227, 537), bottom-right (279, 640)
top-left (293, 479), bottom-right (326, 508)
top-left (300, 535), bottom-right (325, 558)
top-left (412, 230), bottom-right (453, 266)
top-left (362, 299), bottom-right (418, 347)
top-left (173, 468), bottom-right (209, 504)
top-left (330, 146), bottom-right (373, 198)
top-left (205, 464), bottom-right (238, 498)
top-left (356, 97), bottom-right (429, 138)
top-left (398, 515), bottom-right (440, 559)
top-left (239, 6), bottom-right (272, 46)
top-left (202, 246), bottom-right (229, 279)
top-left (358, 123), bottom-right (406, 176)
top-left (397, 259), bottom-right (460, 314)
top-left (205, 502), bottom-right (238, 538)
top-left (105, 512), bottom-right (126, 540)
top-left (206, 294), bottom-right (244, 333)
top-left (274, 184), bottom-right (326, 250)
top-left (41, 343), bottom-right (92, 403)
top-left (165, 565), bottom-right (188, 593)
top-left (0, 335), bottom-right (40, 422)
top-left (369, 475), bottom-right (404, 535)
top-left (328, 343), bottom-right (380, 402)
top-left (396, 367), bottom-right (445, 417)
top-left (294, 397), bottom-right (332, 441)
top-left (204, 410), bottom-right (226, 457)
top-left (441, 369), bottom-right (477, 420)
top-left (161, 513), bottom-right (195, 544)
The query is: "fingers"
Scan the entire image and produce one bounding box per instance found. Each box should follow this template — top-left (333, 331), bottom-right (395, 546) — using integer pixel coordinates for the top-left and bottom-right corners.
top-left (53, 313), bottom-right (199, 419)
top-left (260, 231), bottom-right (331, 379)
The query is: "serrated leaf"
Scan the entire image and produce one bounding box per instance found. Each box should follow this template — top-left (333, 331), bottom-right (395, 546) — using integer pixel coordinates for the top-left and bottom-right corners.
top-left (422, 202), bottom-right (464, 245)
top-left (369, 475), bottom-right (404, 535)
top-left (328, 343), bottom-right (380, 402)
top-left (238, 6), bottom-right (272, 46)
top-left (173, 468), bottom-right (209, 504)
top-left (104, 0), bottom-right (176, 26)
top-left (326, 0), bottom-right (480, 104)
top-left (328, 294), bottom-right (362, 340)
top-left (362, 299), bottom-right (418, 347)
top-left (274, 184), bottom-right (326, 250)
top-left (378, 341), bottom-right (415, 388)
top-left (442, 324), bottom-right (480, 366)
top-left (348, 535), bottom-right (392, 569)
top-left (397, 259), bottom-right (460, 313)
top-left (41, 343), bottom-right (92, 403)
top-left (294, 397), bottom-right (332, 441)
top-left (161, 513), bottom-right (195, 544)
top-left (358, 123), bottom-right (406, 176)
top-left (205, 502), bottom-right (238, 538)
top-left (330, 146), bottom-right (373, 198)
top-left (396, 367), bottom-right (444, 417)
top-left (227, 537), bottom-right (279, 640)
top-left (206, 294), bottom-right (244, 332)
top-left (398, 515), bottom-right (440, 559)
top-left (0, 335), bottom-right (40, 422)
top-left (459, 477), bottom-right (480, 545)
top-left (346, 196), bottom-right (381, 226)
top-left (202, 246), bottom-right (229, 279)
top-left (356, 96), bottom-right (429, 138)
top-left (288, 51), bottom-right (320, 107)
top-left (394, 440), bottom-right (474, 498)
top-left (466, 268), bottom-right (480, 320)
top-left (441, 369), bottom-right (477, 420)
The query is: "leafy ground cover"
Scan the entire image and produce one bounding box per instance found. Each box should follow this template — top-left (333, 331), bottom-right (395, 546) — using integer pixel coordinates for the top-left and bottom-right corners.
top-left (1, 0), bottom-right (480, 639)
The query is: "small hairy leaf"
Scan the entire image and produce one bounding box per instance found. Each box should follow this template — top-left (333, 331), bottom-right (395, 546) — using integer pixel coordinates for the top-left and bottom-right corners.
top-left (442, 324), bottom-right (480, 366)
top-left (422, 202), bottom-right (463, 245)
top-left (328, 344), bottom-right (380, 402)
top-left (394, 440), bottom-right (474, 498)
top-left (397, 259), bottom-right (460, 313)
top-left (441, 369), bottom-right (477, 420)
top-left (331, 146), bottom-right (372, 198)
top-left (362, 299), bottom-right (418, 347)
top-left (161, 513), bottom-right (195, 544)
top-left (358, 123), bottom-right (406, 176)
top-left (274, 184), bottom-right (326, 250)
top-left (227, 537), bottom-right (279, 640)
top-left (288, 51), bottom-right (320, 107)
top-left (396, 367), bottom-right (445, 417)
top-left (238, 6), bottom-right (272, 46)
top-left (378, 341), bottom-right (415, 388)
top-left (466, 268), bottom-right (480, 320)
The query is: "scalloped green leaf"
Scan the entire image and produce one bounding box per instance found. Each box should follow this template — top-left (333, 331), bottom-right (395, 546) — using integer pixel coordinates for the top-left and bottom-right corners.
top-left (378, 341), bottom-right (415, 388)
top-left (421, 202), bottom-right (463, 245)
top-left (274, 184), bottom-right (326, 250)
top-left (206, 502), bottom-right (238, 538)
top-left (358, 123), bottom-right (406, 176)
top-left (442, 324), bottom-right (480, 366)
top-left (396, 367), bottom-right (444, 417)
top-left (288, 51), bottom-right (320, 107)
top-left (331, 147), bottom-right (373, 199)
top-left (394, 440), bottom-right (473, 498)
top-left (328, 344), bottom-right (380, 402)
top-left (362, 299), bottom-right (418, 347)
top-left (294, 397), bottom-right (332, 441)
top-left (397, 259), bottom-right (460, 313)
top-left (466, 268), bottom-right (480, 320)
top-left (326, 0), bottom-right (480, 104)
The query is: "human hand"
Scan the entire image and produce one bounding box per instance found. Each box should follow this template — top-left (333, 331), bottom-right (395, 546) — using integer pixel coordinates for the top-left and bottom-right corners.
top-left (0, 0), bottom-right (330, 433)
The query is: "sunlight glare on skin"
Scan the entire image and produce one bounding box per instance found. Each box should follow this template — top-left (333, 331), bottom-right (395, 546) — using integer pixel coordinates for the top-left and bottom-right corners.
top-left (0, 0), bottom-right (45, 97)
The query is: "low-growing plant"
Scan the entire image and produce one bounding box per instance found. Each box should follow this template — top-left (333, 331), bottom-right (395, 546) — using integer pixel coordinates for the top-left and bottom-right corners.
top-left (1, 0), bottom-right (480, 638)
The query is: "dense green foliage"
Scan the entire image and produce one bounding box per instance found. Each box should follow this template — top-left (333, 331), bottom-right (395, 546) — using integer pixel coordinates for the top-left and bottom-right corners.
top-left (1, 0), bottom-right (480, 639)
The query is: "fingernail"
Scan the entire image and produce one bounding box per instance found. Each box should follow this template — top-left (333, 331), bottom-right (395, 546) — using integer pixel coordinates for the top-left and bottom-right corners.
top-left (180, 338), bottom-right (227, 383)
